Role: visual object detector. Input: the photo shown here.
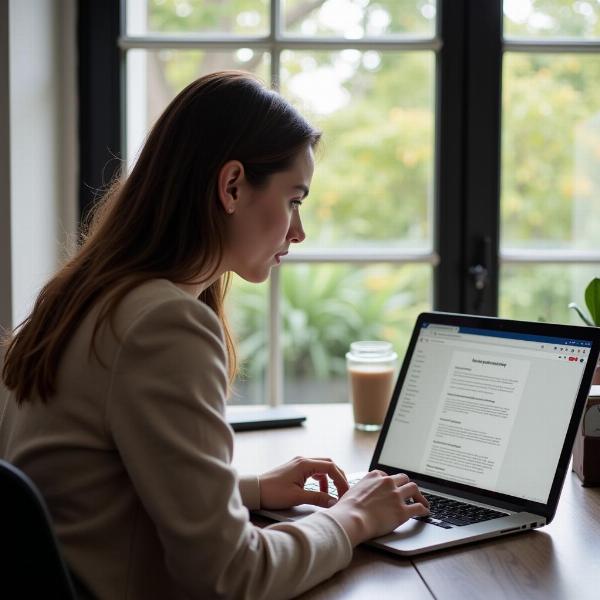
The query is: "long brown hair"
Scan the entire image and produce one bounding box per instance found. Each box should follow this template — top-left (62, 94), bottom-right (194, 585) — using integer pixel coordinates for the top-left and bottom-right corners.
top-left (2, 71), bottom-right (321, 404)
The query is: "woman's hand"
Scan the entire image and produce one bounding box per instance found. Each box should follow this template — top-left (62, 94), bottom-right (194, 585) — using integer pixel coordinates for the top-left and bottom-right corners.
top-left (259, 456), bottom-right (349, 510)
top-left (328, 470), bottom-right (430, 546)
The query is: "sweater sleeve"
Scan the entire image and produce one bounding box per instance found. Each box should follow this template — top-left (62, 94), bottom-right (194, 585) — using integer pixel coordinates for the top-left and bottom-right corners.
top-left (239, 475), bottom-right (261, 510)
top-left (106, 297), bottom-right (352, 600)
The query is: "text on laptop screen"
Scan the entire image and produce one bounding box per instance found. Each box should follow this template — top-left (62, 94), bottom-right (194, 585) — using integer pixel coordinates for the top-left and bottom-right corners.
top-left (379, 323), bottom-right (590, 504)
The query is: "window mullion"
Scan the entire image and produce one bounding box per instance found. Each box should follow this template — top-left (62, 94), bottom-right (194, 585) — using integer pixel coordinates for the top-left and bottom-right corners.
top-left (504, 39), bottom-right (600, 53)
top-left (267, 266), bottom-right (283, 407)
top-left (461, 0), bottom-right (503, 315)
top-left (434, 0), bottom-right (467, 312)
top-left (271, 0), bottom-right (281, 40)
top-left (267, 0), bottom-right (283, 407)
top-left (271, 47), bottom-right (281, 90)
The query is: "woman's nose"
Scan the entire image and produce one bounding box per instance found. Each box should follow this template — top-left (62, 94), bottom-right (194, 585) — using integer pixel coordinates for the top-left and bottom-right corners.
top-left (287, 213), bottom-right (306, 244)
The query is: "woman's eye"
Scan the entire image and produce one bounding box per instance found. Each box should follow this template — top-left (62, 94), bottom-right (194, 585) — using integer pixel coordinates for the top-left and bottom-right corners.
top-left (290, 199), bottom-right (303, 209)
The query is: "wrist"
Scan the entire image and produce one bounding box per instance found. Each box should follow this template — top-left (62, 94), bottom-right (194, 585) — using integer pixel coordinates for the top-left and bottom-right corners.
top-left (328, 501), bottom-right (368, 546)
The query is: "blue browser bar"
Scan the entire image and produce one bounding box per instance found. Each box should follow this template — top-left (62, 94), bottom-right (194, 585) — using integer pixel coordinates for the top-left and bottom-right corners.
top-left (421, 323), bottom-right (592, 347)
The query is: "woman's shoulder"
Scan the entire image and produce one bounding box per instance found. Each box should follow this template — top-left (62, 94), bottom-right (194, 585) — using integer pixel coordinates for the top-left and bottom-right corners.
top-left (110, 278), bottom-right (223, 343)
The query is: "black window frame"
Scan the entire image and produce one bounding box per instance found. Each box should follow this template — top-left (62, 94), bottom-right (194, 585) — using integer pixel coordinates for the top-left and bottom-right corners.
top-left (78, 0), bottom-right (123, 224)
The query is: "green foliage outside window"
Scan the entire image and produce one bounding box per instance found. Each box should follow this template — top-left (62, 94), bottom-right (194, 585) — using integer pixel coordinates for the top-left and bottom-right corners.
top-left (229, 265), bottom-right (430, 381)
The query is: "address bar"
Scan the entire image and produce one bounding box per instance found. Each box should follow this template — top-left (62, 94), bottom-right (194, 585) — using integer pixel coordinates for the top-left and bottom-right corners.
top-left (426, 337), bottom-right (569, 361)
top-left (426, 332), bottom-right (562, 354)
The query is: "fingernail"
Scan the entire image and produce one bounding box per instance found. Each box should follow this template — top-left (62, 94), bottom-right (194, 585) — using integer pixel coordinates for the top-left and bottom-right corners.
top-left (327, 498), bottom-right (337, 507)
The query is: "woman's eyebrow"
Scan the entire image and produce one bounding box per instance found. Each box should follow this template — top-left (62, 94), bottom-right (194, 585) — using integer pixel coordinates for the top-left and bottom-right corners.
top-left (292, 184), bottom-right (309, 198)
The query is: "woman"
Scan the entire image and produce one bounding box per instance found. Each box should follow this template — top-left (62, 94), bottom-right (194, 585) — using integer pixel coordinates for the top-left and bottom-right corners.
top-left (1, 71), bottom-right (429, 599)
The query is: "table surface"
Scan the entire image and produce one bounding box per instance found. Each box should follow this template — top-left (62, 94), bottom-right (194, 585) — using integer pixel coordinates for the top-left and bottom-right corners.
top-left (230, 404), bottom-right (600, 600)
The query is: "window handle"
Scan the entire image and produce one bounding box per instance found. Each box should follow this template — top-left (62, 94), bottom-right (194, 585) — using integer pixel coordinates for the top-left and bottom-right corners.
top-left (468, 236), bottom-right (492, 291)
top-left (469, 263), bottom-right (488, 291)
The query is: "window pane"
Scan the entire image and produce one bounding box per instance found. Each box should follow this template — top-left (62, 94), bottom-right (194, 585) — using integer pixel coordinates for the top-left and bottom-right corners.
top-left (500, 264), bottom-right (599, 323)
top-left (127, 0), bottom-right (269, 36)
top-left (283, 0), bottom-right (436, 37)
top-left (228, 276), bottom-right (268, 405)
top-left (279, 263), bottom-right (431, 403)
top-left (503, 0), bottom-right (600, 39)
top-left (501, 53), bottom-right (600, 251)
top-left (280, 50), bottom-right (435, 250)
top-left (125, 49), bottom-right (270, 165)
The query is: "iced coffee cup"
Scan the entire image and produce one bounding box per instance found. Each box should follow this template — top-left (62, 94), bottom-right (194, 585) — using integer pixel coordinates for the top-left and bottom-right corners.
top-left (346, 341), bottom-right (398, 431)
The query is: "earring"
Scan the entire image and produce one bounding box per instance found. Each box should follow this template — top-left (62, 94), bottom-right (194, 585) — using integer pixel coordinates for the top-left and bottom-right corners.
top-left (226, 206), bottom-right (235, 214)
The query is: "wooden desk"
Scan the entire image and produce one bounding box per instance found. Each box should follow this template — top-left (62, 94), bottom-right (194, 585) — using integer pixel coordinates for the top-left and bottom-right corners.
top-left (231, 404), bottom-right (600, 600)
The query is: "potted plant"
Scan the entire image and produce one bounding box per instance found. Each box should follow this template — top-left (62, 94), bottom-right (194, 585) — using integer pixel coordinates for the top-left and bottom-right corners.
top-left (569, 277), bottom-right (600, 385)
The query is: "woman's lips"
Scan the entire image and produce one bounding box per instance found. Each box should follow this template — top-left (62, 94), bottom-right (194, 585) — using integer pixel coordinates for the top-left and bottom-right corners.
top-left (275, 251), bottom-right (288, 264)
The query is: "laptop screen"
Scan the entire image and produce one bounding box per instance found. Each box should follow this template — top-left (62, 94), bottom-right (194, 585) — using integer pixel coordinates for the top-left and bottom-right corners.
top-left (378, 320), bottom-right (592, 505)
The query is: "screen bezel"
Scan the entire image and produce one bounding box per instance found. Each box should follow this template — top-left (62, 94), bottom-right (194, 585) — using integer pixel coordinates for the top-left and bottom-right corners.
top-left (370, 311), bottom-right (600, 523)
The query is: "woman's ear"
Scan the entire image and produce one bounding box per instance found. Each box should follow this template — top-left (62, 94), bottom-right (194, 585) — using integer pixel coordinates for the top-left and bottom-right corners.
top-left (218, 160), bottom-right (245, 214)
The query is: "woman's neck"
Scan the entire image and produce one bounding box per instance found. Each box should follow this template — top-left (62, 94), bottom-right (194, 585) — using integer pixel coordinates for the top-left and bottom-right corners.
top-left (172, 270), bottom-right (224, 298)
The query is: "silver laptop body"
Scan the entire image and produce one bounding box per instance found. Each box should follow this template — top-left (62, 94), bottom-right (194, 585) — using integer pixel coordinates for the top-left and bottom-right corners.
top-left (255, 312), bottom-right (600, 556)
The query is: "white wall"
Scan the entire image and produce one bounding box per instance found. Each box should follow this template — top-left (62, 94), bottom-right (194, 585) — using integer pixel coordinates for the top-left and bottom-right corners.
top-left (0, 1), bottom-right (12, 335)
top-left (0, 0), bottom-right (77, 332)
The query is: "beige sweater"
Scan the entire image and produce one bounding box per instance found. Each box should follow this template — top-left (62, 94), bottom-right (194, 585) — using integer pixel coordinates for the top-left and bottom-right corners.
top-left (0, 279), bottom-right (352, 599)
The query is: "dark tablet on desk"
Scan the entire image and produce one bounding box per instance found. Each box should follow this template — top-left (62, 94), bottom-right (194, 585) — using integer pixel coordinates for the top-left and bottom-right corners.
top-left (227, 407), bottom-right (307, 431)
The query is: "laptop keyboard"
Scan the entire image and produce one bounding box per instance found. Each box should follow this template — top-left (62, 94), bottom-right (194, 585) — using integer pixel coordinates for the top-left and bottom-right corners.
top-left (304, 479), bottom-right (507, 529)
top-left (414, 493), bottom-right (507, 529)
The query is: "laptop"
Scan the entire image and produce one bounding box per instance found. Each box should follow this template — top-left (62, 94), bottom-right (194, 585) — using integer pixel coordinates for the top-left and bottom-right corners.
top-left (255, 312), bottom-right (600, 555)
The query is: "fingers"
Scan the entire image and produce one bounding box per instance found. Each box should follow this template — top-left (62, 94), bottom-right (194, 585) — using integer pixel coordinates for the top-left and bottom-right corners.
top-left (311, 472), bottom-right (329, 494)
top-left (298, 457), bottom-right (349, 497)
top-left (307, 458), bottom-right (347, 486)
top-left (299, 489), bottom-right (338, 509)
top-left (397, 481), bottom-right (430, 510)
top-left (390, 473), bottom-right (410, 487)
top-left (403, 500), bottom-right (430, 517)
top-left (365, 470), bottom-right (408, 485)
top-left (364, 470), bottom-right (430, 511)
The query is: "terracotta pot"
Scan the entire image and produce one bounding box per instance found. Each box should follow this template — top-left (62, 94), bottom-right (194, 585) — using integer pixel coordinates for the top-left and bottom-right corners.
top-left (593, 363), bottom-right (600, 386)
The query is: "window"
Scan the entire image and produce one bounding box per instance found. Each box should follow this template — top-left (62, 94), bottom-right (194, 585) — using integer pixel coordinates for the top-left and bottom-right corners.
top-left (500, 0), bottom-right (600, 323)
top-left (80, 1), bottom-right (600, 406)
top-left (121, 0), bottom-right (439, 405)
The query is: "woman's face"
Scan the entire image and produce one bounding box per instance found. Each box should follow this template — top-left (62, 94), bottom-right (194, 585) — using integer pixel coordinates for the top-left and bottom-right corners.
top-left (221, 145), bottom-right (314, 283)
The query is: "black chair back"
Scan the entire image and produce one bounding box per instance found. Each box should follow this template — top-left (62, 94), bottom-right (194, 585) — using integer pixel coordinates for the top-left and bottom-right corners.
top-left (0, 459), bottom-right (77, 599)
